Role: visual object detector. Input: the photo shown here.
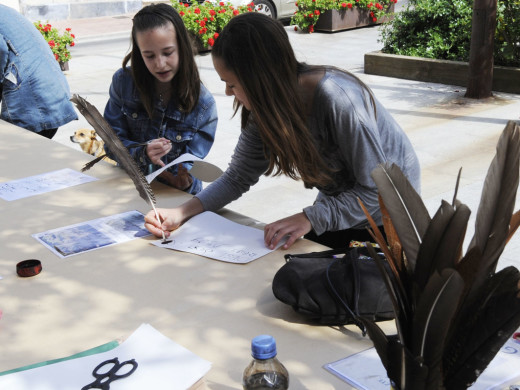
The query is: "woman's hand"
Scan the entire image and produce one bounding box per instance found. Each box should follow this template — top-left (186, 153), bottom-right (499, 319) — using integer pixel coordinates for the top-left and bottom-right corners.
top-left (144, 208), bottom-right (182, 238)
top-left (146, 138), bottom-right (172, 166)
top-left (144, 198), bottom-right (205, 238)
top-left (158, 163), bottom-right (193, 191)
top-left (264, 212), bottom-right (312, 250)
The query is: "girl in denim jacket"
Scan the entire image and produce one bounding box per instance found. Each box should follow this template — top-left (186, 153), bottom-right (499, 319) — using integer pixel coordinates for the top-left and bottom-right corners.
top-left (104, 3), bottom-right (218, 194)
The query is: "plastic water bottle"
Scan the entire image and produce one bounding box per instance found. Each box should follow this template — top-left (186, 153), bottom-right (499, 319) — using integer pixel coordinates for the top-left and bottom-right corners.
top-left (242, 334), bottom-right (289, 390)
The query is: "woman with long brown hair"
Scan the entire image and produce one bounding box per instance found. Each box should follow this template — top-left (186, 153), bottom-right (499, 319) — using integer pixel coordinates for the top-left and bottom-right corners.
top-left (144, 12), bottom-right (420, 249)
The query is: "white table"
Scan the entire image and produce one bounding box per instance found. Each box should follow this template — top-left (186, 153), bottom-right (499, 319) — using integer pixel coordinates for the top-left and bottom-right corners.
top-left (0, 119), bottom-right (385, 389)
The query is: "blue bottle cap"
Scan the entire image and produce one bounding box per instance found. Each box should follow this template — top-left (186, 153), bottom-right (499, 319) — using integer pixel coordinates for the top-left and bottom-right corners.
top-left (251, 334), bottom-right (277, 359)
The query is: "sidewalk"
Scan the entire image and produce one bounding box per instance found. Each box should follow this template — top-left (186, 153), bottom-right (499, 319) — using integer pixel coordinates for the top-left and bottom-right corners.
top-left (51, 13), bottom-right (520, 271)
top-left (52, 13), bottom-right (135, 43)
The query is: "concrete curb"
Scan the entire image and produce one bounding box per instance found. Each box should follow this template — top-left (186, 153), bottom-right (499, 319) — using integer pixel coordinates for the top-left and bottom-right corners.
top-left (364, 51), bottom-right (520, 95)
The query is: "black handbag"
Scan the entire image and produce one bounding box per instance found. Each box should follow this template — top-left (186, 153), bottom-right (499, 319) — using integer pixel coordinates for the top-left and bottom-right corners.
top-left (272, 246), bottom-right (395, 332)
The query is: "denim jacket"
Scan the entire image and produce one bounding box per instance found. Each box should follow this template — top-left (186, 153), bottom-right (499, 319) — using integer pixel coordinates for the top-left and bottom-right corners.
top-left (104, 67), bottom-right (218, 194)
top-left (0, 5), bottom-right (77, 132)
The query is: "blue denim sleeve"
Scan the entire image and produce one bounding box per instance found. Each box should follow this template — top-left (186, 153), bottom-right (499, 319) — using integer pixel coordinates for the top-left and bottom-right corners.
top-left (0, 36), bottom-right (7, 84)
top-left (183, 85), bottom-right (218, 162)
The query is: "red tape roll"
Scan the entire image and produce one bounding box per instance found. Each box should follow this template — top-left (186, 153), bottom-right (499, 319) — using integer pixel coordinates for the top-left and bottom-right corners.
top-left (16, 259), bottom-right (42, 277)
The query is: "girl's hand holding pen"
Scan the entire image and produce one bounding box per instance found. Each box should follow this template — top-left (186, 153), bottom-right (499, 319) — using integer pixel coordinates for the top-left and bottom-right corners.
top-left (146, 137), bottom-right (172, 166)
top-left (144, 208), bottom-right (178, 238)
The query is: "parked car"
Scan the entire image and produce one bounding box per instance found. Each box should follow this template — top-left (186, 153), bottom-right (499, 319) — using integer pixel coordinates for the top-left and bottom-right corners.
top-left (250, 0), bottom-right (296, 19)
top-left (183, 0), bottom-right (296, 20)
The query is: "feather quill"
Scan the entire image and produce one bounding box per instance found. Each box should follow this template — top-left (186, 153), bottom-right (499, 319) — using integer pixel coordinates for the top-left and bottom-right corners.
top-left (379, 195), bottom-right (404, 272)
top-left (467, 120), bottom-right (520, 274)
top-left (506, 209), bottom-right (520, 244)
top-left (443, 266), bottom-right (520, 388)
top-left (71, 94), bottom-right (169, 243)
top-left (371, 163), bottom-right (431, 270)
top-left (411, 269), bottom-right (464, 389)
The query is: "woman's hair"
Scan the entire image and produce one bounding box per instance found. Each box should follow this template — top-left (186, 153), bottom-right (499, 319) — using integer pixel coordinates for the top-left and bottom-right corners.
top-left (123, 3), bottom-right (200, 117)
top-left (212, 13), bottom-right (333, 188)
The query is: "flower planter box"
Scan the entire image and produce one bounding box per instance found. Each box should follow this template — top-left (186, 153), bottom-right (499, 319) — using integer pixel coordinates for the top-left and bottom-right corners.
top-left (315, 4), bottom-right (395, 32)
top-left (364, 50), bottom-right (520, 94)
top-left (59, 61), bottom-right (69, 71)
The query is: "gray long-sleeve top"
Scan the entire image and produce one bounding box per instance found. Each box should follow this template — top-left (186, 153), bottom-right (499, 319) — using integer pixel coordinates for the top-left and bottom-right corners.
top-left (196, 69), bottom-right (420, 235)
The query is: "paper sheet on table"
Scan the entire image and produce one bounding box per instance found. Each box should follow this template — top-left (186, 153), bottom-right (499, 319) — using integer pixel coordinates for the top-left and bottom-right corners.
top-left (152, 211), bottom-right (284, 263)
top-left (0, 323), bottom-right (211, 390)
top-left (0, 168), bottom-right (97, 201)
top-left (33, 210), bottom-right (152, 258)
top-left (324, 336), bottom-right (520, 390)
top-left (145, 153), bottom-right (222, 183)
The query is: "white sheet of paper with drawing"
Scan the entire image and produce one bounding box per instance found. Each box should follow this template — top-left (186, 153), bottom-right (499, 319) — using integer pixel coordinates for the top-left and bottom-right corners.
top-left (0, 168), bottom-right (97, 201)
top-left (0, 323), bottom-right (211, 390)
top-left (152, 211), bottom-right (283, 263)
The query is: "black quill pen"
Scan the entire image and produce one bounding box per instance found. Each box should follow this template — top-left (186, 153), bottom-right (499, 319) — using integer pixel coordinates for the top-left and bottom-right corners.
top-left (71, 94), bottom-right (171, 243)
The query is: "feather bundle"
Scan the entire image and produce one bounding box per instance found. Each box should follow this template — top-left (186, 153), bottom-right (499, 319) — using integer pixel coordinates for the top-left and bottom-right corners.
top-left (71, 95), bottom-right (169, 243)
top-left (358, 120), bottom-right (520, 389)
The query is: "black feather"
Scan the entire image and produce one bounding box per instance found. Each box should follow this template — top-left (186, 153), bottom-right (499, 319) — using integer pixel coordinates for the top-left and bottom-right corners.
top-left (71, 95), bottom-right (170, 243)
top-left (71, 94), bottom-right (157, 206)
top-left (371, 163), bottom-right (431, 271)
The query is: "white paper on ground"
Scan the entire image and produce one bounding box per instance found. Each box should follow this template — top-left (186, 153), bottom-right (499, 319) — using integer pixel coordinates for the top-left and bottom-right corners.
top-left (0, 323), bottom-right (211, 390)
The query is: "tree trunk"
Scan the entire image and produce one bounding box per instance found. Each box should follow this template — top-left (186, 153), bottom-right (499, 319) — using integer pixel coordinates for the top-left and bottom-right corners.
top-left (465, 0), bottom-right (498, 99)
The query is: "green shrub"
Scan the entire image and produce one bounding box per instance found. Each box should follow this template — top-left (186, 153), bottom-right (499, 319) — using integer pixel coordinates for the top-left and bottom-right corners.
top-left (380, 0), bottom-right (520, 67)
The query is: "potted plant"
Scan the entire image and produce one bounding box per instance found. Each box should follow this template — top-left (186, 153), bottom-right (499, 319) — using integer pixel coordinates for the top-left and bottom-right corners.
top-left (34, 22), bottom-right (75, 70)
top-left (357, 120), bottom-right (520, 389)
top-left (292, 0), bottom-right (397, 33)
top-left (170, 0), bottom-right (255, 51)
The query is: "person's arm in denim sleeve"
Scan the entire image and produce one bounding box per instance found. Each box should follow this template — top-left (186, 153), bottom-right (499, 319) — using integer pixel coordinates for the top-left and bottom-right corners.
top-left (182, 87), bottom-right (218, 166)
top-left (178, 88), bottom-right (218, 194)
top-left (0, 35), bottom-right (8, 85)
top-left (103, 70), bottom-right (150, 171)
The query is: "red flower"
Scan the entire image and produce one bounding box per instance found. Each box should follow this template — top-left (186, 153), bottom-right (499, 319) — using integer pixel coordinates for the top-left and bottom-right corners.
top-left (347, 2), bottom-right (352, 8)
top-left (367, 2), bottom-right (373, 7)
top-left (294, 26), bottom-right (298, 31)
top-left (209, 9), bottom-right (216, 15)
top-left (308, 13), bottom-right (313, 17)
top-left (48, 40), bottom-right (55, 47)
top-left (66, 27), bottom-right (71, 31)
top-left (200, 20), bottom-right (206, 27)
top-left (314, 9), bottom-right (320, 15)
top-left (372, 17), bottom-right (377, 22)
top-left (180, 10), bottom-right (185, 16)
top-left (214, 32), bottom-right (219, 38)
top-left (219, 1), bottom-right (225, 5)
top-left (208, 38), bottom-right (215, 46)
top-left (71, 34), bottom-right (75, 38)
top-left (309, 25), bottom-right (314, 33)
top-left (54, 53), bottom-right (58, 60)
top-left (70, 42), bottom-right (75, 47)
top-left (194, 7), bottom-right (201, 13)
top-left (184, 2), bottom-right (189, 6)
top-left (341, 2), bottom-right (347, 7)
top-left (233, 9), bottom-right (239, 15)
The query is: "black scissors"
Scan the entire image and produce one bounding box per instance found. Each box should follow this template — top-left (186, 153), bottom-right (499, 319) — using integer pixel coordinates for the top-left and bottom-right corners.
top-left (82, 357), bottom-right (138, 390)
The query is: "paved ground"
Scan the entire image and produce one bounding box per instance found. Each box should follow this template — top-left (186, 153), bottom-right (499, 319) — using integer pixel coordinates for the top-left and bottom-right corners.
top-left (50, 12), bottom-right (520, 270)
